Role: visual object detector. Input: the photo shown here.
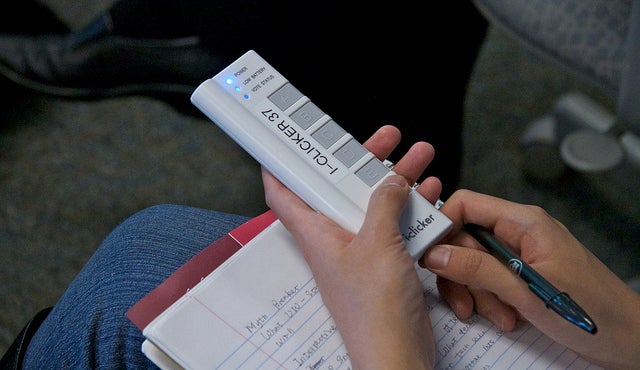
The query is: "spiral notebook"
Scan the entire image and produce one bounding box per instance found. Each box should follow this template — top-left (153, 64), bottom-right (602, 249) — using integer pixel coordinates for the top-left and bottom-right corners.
top-left (126, 210), bottom-right (600, 370)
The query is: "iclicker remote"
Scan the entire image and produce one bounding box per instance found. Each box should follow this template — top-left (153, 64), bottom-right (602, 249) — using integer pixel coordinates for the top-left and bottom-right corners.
top-left (190, 50), bottom-right (452, 261)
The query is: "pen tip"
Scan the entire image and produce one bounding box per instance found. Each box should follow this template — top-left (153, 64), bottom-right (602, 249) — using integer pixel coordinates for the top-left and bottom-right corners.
top-left (547, 293), bottom-right (597, 335)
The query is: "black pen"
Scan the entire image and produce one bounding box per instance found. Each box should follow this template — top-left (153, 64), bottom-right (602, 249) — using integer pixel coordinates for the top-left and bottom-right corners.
top-left (463, 223), bottom-right (597, 334)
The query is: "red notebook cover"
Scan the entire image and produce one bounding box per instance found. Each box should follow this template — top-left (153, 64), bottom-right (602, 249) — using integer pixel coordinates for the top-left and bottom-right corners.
top-left (126, 210), bottom-right (278, 330)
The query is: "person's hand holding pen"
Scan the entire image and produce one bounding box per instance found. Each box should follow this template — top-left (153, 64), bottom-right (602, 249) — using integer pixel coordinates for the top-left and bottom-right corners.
top-left (421, 190), bottom-right (640, 370)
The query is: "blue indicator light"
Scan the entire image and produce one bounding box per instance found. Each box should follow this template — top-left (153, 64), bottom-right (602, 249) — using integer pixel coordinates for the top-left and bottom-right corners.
top-left (243, 94), bottom-right (250, 100)
top-left (235, 86), bottom-right (241, 92)
top-left (225, 78), bottom-right (234, 85)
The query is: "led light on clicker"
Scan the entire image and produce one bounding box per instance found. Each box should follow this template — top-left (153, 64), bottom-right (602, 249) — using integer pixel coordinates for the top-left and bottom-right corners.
top-left (225, 78), bottom-right (234, 85)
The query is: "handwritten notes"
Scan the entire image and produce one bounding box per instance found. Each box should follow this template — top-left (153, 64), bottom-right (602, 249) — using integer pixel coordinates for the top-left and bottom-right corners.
top-left (142, 220), bottom-right (601, 370)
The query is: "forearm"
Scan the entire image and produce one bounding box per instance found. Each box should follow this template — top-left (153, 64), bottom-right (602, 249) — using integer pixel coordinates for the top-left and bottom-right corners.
top-left (338, 307), bottom-right (435, 370)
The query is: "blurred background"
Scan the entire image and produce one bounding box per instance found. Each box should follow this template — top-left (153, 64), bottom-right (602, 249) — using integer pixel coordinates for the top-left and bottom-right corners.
top-left (1, 0), bottom-right (639, 355)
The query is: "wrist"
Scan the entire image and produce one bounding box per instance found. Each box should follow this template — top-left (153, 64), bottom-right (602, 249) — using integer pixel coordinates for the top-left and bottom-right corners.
top-left (345, 315), bottom-right (435, 370)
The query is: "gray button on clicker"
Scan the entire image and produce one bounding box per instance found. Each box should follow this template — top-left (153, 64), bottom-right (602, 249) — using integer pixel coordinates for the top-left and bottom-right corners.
top-left (334, 138), bottom-right (368, 168)
top-left (268, 83), bottom-right (303, 111)
top-left (312, 120), bottom-right (347, 149)
top-left (290, 101), bottom-right (325, 129)
top-left (355, 158), bottom-right (390, 187)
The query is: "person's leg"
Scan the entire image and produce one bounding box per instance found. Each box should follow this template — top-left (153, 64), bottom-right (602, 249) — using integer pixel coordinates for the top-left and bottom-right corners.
top-left (22, 204), bottom-right (249, 368)
top-left (106, 0), bottom-right (196, 39)
top-left (0, 1), bottom-right (68, 34)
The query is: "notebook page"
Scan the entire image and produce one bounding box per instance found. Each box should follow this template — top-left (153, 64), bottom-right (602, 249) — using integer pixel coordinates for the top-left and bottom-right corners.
top-left (143, 220), bottom-right (601, 370)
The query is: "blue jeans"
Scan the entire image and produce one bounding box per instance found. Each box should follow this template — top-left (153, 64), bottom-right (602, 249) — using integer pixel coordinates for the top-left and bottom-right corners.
top-left (23, 204), bottom-right (249, 369)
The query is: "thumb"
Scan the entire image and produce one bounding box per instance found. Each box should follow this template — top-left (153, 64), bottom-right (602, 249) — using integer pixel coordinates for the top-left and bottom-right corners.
top-left (357, 175), bottom-right (410, 245)
top-left (422, 244), bottom-right (532, 330)
top-left (423, 244), bottom-right (509, 288)
top-left (424, 243), bottom-right (530, 296)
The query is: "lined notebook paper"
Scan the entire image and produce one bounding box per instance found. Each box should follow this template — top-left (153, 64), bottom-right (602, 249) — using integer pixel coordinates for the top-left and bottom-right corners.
top-left (128, 211), bottom-right (601, 370)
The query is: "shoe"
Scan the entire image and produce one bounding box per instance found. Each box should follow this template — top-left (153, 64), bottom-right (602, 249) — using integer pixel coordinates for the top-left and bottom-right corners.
top-left (0, 15), bottom-right (222, 103)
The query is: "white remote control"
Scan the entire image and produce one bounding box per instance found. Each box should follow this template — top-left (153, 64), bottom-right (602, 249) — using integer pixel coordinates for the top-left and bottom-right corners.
top-left (191, 50), bottom-right (452, 261)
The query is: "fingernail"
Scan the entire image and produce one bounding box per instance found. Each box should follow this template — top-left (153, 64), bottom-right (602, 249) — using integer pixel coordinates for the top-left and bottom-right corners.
top-left (425, 245), bottom-right (451, 269)
top-left (382, 175), bottom-right (407, 188)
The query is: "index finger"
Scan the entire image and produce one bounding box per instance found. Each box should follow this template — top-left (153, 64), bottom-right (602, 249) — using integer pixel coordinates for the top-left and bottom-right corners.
top-left (439, 189), bottom-right (563, 259)
top-left (439, 190), bottom-right (519, 231)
